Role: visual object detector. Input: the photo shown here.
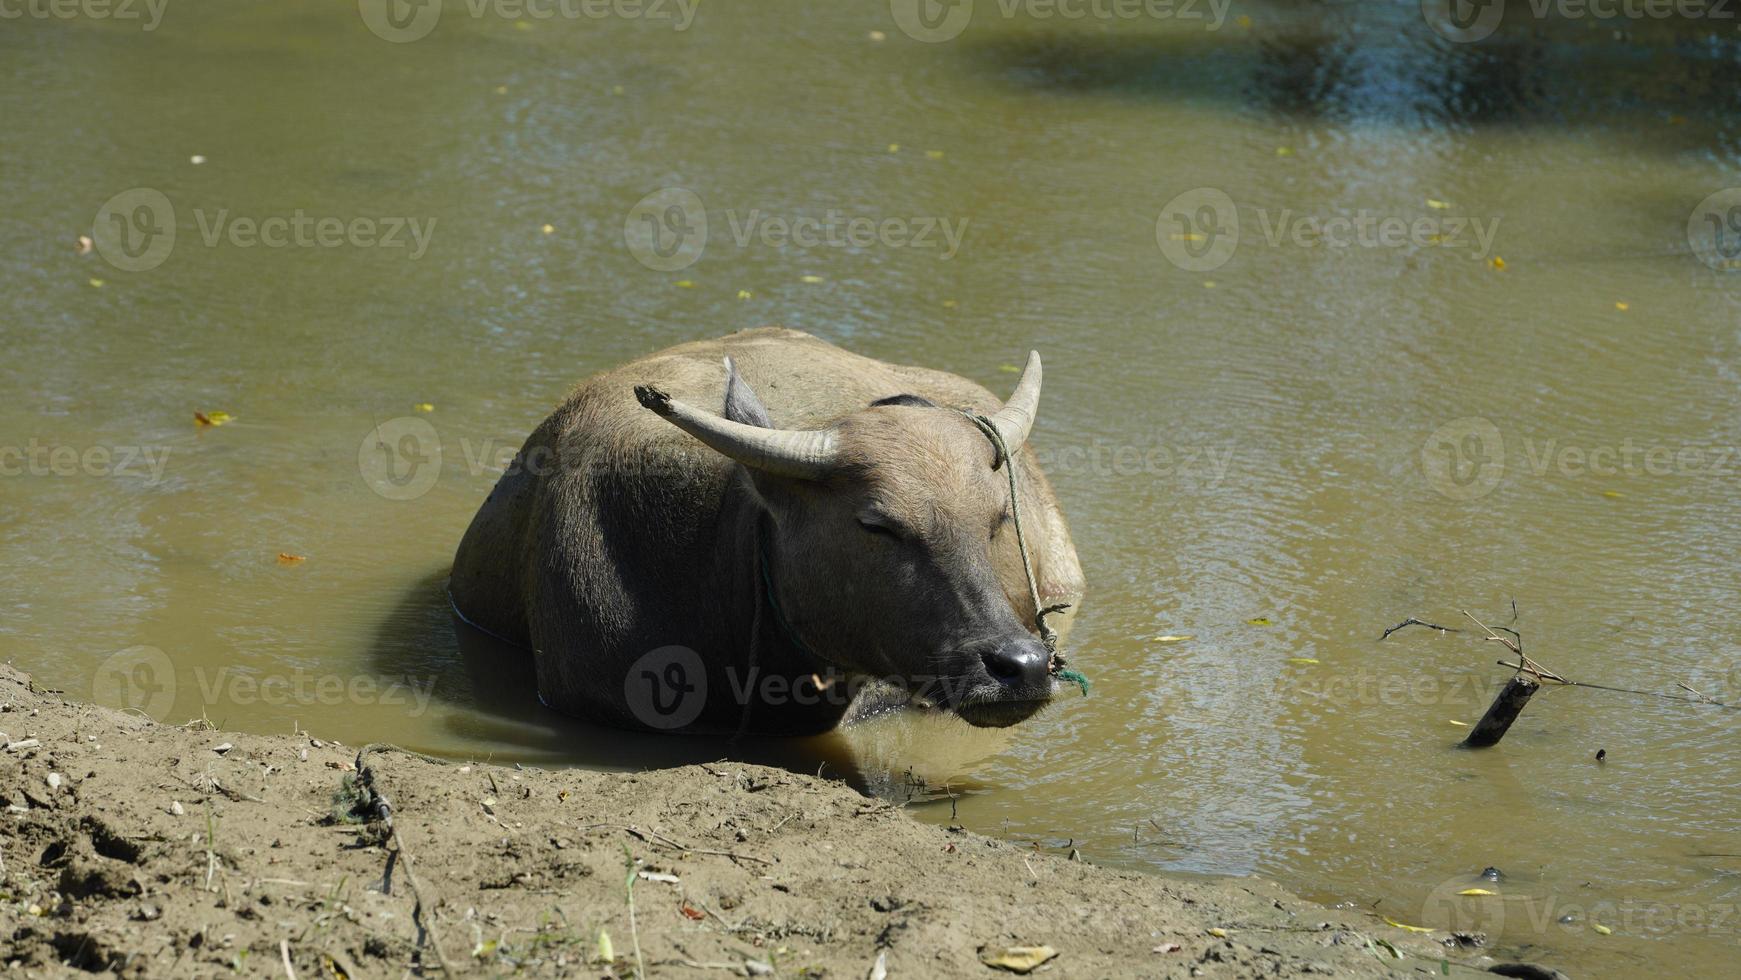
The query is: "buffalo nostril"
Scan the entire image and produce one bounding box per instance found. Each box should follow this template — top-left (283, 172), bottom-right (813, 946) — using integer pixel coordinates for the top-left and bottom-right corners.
top-left (981, 641), bottom-right (1049, 689)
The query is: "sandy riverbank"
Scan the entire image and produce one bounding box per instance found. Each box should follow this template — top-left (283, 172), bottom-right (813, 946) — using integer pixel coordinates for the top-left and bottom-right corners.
top-left (0, 663), bottom-right (1565, 978)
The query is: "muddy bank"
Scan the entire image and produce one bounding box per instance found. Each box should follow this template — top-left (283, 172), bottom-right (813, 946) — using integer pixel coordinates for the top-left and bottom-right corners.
top-left (0, 664), bottom-right (1552, 978)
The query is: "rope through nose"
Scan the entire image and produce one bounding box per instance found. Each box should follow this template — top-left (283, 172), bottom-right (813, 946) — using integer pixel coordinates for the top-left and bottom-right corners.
top-left (963, 411), bottom-right (1087, 696)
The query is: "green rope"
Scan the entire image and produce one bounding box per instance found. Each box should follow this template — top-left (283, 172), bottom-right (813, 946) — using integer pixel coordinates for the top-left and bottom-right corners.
top-left (963, 411), bottom-right (1086, 697)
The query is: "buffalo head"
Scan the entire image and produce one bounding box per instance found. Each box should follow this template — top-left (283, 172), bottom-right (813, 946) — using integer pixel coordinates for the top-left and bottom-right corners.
top-left (634, 354), bottom-right (1058, 728)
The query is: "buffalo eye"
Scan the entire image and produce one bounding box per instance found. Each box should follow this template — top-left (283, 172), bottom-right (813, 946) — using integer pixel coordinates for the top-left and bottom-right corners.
top-left (991, 509), bottom-right (1012, 540)
top-left (856, 513), bottom-right (904, 541)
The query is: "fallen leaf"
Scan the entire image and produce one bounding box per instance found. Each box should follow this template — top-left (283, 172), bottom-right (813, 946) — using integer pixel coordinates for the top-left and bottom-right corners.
top-left (680, 903), bottom-right (705, 921)
top-left (1614, 301), bottom-right (1629, 311)
top-left (1458, 888), bottom-right (1496, 896)
top-left (1155, 634), bottom-right (1194, 644)
top-left (277, 553), bottom-right (306, 565)
top-left (75, 235), bottom-right (93, 255)
top-left (1427, 198), bottom-right (1452, 210)
top-left (1602, 490), bottom-right (1625, 498)
top-left (1247, 617), bottom-right (1273, 626)
top-left (1286, 657), bottom-right (1319, 665)
top-left (190, 154), bottom-right (206, 165)
top-left (868, 30), bottom-right (886, 41)
top-left (194, 411), bottom-right (234, 427)
top-left (1275, 146), bottom-right (1292, 156)
top-left (413, 402), bottom-right (435, 413)
top-left (637, 870), bottom-right (680, 884)
top-left (1207, 927), bottom-right (1228, 938)
top-left (675, 280), bottom-right (695, 288)
top-left (1383, 916), bottom-right (1434, 934)
top-left (1592, 923), bottom-right (1612, 935)
top-left (494, 85), bottom-right (508, 95)
top-left (540, 223), bottom-right (554, 235)
top-left (89, 278), bottom-right (105, 288)
top-left (799, 275), bottom-right (824, 283)
top-left (887, 143), bottom-right (900, 153)
top-left (941, 299), bottom-right (958, 308)
top-left (1490, 256), bottom-right (1507, 271)
top-left (1449, 719), bottom-right (1469, 727)
top-left (1202, 280), bottom-right (1217, 288)
top-left (978, 945), bottom-right (1057, 974)
top-left (737, 289), bottom-right (752, 300)
top-left (925, 149), bottom-right (944, 159)
top-left (596, 928), bottom-right (614, 964)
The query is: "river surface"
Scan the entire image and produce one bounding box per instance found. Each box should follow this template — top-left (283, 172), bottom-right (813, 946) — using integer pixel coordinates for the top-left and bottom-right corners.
top-left (5, 2), bottom-right (1741, 976)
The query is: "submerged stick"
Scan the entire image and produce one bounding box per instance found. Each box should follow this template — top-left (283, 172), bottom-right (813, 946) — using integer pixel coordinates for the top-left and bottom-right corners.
top-left (1461, 675), bottom-right (1540, 749)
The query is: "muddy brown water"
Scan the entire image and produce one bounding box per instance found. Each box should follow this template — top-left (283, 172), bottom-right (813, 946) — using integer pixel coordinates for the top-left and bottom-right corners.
top-left (4, 2), bottom-right (1741, 976)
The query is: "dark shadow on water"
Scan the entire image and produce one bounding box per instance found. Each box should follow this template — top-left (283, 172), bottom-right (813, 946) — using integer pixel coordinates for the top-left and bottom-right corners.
top-left (964, 4), bottom-right (1741, 150)
top-left (365, 568), bottom-right (951, 796)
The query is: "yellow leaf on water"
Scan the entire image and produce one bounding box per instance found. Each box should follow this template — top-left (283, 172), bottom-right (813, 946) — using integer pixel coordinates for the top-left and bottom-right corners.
top-left (1593, 924), bottom-right (1612, 935)
top-left (887, 143), bottom-right (900, 153)
top-left (941, 299), bottom-right (958, 308)
top-left (925, 149), bottom-right (945, 160)
top-left (998, 364), bottom-right (1021, 373)
top-left (1383, 917), bottom-right (1434, 934)
top-left (1172, 232), bottom-right (1208, 242)
top-left (868, 30), bottom-right (887, 41)
top-left (1236, 14), bottom-right (1252, 28)
top-left (514, 19), bottom-right (530, 29)
top-left (1155, 634), bottom-right (1194, 644)
top-left (737, 289), bottom-right (752, 300)
top-left (1247, 617), bottom-right (1272, 626)
top-left (1449, 719), bottom-right (1470, 727)
top-left (89, 278), bottom-right (105, 288)
top-left (540, 223), bottom-right (555, 235)
top-left (1275, 146), bottom-right (1292, 156)
top-left (194, 411), bottom-right (233, 427)
top-left (978, 945), bottom-right (1057, 973)
top-left (1603, 490), bottom-right (1625, 498)
top-left (1427, 198), bottom-right (1452, 210)
top-left (1287, 657), bottom-right (1319, 665)
top-left (799, 275), bottom-right (824, 284)
top-left (1458, 888), bottom-right (1496, 896)
top-left (414, 403), bottom-right (434, 413)
top-left (1202, 280), bottom-right (1217, 288)
top-left (1614, 301), bottom-right (1629, 311)
top-left (276, 553), bottom-right (306, 565)
top-left (493, 85), bottom-right (507, 95)
top-left (675, 280), bottom-right (695, 288)
top-left (612, 85), bottom-right (624, 96)
top-left (1490, 256), bottom-right (1507, 271)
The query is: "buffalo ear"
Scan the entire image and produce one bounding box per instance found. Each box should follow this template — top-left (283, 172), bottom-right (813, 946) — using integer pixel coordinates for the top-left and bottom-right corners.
top-left (722, 356), bottom-right (774, 429)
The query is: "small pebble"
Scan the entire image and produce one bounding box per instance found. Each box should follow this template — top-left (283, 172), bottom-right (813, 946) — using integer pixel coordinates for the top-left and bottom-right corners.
top-left (46, 772), bottom-right (62, 791)
top-left (170, 800), bottom-right (185, 816)
top-left (213, 742), bottom-right (233, 755)
top-left (298, 748), bottom-right (308, 762)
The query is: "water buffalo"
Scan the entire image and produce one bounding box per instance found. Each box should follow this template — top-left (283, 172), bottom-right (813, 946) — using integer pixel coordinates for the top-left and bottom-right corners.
top-left (449, 328), bottom-right (1083, 735)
